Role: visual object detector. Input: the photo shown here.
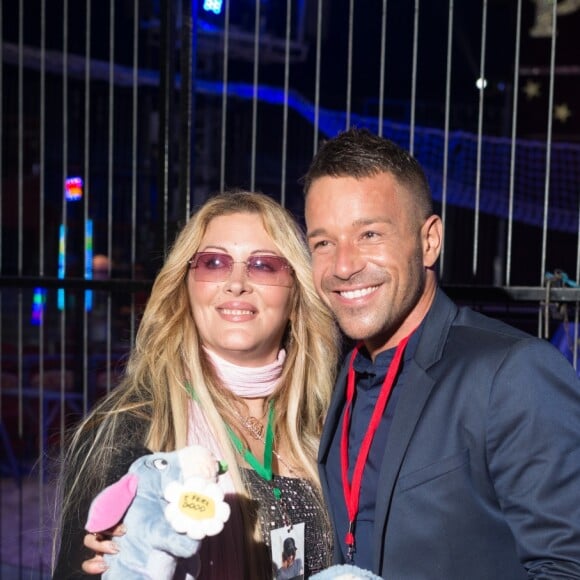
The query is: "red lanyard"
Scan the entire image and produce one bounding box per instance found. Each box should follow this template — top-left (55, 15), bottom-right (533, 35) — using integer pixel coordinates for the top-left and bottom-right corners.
top-left (340, 333), bottom-right (411, 561)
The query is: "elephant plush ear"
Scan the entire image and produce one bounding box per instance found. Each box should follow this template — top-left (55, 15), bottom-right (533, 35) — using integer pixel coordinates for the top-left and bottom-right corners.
top-left (85, 473), bottom-right (138, 533)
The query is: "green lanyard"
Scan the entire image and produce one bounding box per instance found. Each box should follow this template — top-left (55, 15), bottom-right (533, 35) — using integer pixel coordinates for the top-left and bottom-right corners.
top-left (186, 384), bottom-right (282, 500)
top-left (225, 402), bottom-right (281, 500)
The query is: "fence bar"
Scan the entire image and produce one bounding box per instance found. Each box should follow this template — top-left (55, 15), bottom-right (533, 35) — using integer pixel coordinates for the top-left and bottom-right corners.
top-left (345, 0), bottom-right (354, 129)
top-left (82, 0), bottom-right (92, 415)
top-left (130, 0), bottom-right (140, 346)
top-left (158, 0), bottom-right (175, 255)
top-left (540, 0), bottom-right (557, 284)
top-left (17, 0), bottom-right (24, 439)
top-left (36, 2), bottom-right (48, 570)
top-left (104, 0), bottom-right (115, 393)
top-left (409, 0), bottom-right (419, 155)
top-left (280, 0), bottom-right (292, 207)
top-left (250, 0), bottom-right (261, 191)
top-left (440, 0), bottom-right (454, 279)
top-left (59, 0), bottom-right (70, 459)
top-left (472, 0), bottom-right (488, 278)
top-left (377, 0), bottom-right (388, 138)
top-left (313, 0), bottom-right (322, 152)
top-left (220, 0), bottom-right (231, 192)
top-left (537, 0), bottom-right (558, 339)
top-left (179, 0), bottom-right (194, 220)
top-left (506, 0), bottom-right (523, 286)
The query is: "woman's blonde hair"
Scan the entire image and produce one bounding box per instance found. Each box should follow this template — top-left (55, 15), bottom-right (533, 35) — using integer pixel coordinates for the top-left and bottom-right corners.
top-left (56, 191), bottom-right (338, 577)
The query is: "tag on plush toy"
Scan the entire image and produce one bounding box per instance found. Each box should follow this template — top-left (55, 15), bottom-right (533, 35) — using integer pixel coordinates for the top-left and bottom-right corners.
top-left (178, 491), bottom-right (216, 519)
top-left (164, 476), bottom-right (230, 539)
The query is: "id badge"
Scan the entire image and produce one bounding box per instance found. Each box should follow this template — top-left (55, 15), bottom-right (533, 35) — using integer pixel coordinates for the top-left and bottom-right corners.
top-left (270, 522), bottom-right (305, 580)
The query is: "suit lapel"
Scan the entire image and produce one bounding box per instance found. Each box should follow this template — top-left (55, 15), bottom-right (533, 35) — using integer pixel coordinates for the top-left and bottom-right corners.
top-left (372, 290), bottom-right (458, 570)
top-left (371, 361), bottom-right (435, 566)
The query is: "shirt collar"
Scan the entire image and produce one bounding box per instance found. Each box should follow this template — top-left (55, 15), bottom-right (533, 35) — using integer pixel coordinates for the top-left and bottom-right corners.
top-left (352, 320), bottom-right (425, 376)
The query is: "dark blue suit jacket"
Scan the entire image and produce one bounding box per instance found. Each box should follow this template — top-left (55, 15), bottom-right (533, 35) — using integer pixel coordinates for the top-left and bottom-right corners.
top-left (319, 289), bottom-right (580, 579)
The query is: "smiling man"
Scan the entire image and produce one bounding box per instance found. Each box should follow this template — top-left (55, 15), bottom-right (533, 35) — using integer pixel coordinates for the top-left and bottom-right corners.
top-left (303, 128), bottom-right (580, 579)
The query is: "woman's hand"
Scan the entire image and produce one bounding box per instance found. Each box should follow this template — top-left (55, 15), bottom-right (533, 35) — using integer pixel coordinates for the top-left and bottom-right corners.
top-left (81, 524), bottom-right (125, 574)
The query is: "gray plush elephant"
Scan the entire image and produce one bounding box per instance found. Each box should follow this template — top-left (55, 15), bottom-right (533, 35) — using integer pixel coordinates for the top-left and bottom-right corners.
top-left (85, 445), bottom-right (231, 580)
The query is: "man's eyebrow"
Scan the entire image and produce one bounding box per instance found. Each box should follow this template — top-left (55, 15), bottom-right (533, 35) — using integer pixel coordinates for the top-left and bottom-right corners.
top-left (306, 228), bottom-right (326, 240)
top-left (307, 217), bottom-right (391, 239)
top-left (352, 217), bottom-right (390, 227)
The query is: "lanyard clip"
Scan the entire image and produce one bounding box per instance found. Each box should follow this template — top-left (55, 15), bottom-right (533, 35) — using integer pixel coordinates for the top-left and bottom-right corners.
top-left (345, 521), bottom-right (355, 562)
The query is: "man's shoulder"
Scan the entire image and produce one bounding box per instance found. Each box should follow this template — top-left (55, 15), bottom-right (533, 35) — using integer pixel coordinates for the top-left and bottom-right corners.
top-left (453, 305), bottom-right (531, 340)
top-left (420, 289), bottom-right (536, 364)
top-left (431, 288), bottom-right (531, 343)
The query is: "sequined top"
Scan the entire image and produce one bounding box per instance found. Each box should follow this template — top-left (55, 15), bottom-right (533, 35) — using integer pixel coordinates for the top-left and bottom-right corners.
top-left (243, 468), bottom-right (334, 577)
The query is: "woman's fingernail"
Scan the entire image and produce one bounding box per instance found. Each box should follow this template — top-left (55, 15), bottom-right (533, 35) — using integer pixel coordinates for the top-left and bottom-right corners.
top-left (110, 541), bottom-right (120, 553)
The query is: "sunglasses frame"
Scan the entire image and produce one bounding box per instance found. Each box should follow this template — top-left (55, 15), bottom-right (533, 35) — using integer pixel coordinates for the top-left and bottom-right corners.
top-left (188, 251), bottom-right (294, 287)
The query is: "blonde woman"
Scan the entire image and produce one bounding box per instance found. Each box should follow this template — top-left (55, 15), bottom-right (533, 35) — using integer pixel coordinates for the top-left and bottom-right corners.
top-left (52, 191), bottom-right (339, 579)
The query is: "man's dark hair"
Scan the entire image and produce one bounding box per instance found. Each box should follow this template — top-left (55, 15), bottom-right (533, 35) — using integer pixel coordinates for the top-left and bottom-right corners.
top-left (282, 537), bottom-right (297, 559)
top-left (302, 127), bottom-right (433, 219)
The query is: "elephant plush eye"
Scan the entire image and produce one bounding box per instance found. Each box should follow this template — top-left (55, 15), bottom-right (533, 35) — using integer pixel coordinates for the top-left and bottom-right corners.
top-left (153, 458), bottom-right (169, 470)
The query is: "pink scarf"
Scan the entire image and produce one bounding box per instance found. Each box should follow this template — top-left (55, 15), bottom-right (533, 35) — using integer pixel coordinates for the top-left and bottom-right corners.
top-left (202, 347), bottom-right (286, 397)
top-left (187, 346), bottom-right (286, 457)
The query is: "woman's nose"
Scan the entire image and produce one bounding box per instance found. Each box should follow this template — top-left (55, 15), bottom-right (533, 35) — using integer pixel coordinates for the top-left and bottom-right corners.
top-left (223, 262), bottom-right (251, 294)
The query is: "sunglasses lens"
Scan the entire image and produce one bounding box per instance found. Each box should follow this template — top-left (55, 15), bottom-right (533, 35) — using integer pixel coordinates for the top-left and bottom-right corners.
top-left (246, 256), bottom-right (293, 286)
top-left (191, 253), bottom-right (233, 281)
top-left (191, 253), bottom-right (293, 286)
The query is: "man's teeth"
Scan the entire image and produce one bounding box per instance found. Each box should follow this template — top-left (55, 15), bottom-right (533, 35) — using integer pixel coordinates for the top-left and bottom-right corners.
top-left (221, 309), bottom-right (253, 315)
top-left (339, 286), bottom-right (378, 299)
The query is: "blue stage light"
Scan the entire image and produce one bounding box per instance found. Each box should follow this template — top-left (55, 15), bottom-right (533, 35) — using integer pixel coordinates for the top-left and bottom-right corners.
top-left (203, 0), bottom-right (223, 16)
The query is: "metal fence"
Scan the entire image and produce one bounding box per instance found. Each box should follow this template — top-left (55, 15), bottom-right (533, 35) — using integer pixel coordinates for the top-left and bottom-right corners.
top-left (1, 0), bottom-right (580, 577)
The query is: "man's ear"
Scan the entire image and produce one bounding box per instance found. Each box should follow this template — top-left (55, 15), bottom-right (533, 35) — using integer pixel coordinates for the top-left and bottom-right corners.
top-left (421, 215), bottom-right (443, 268)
